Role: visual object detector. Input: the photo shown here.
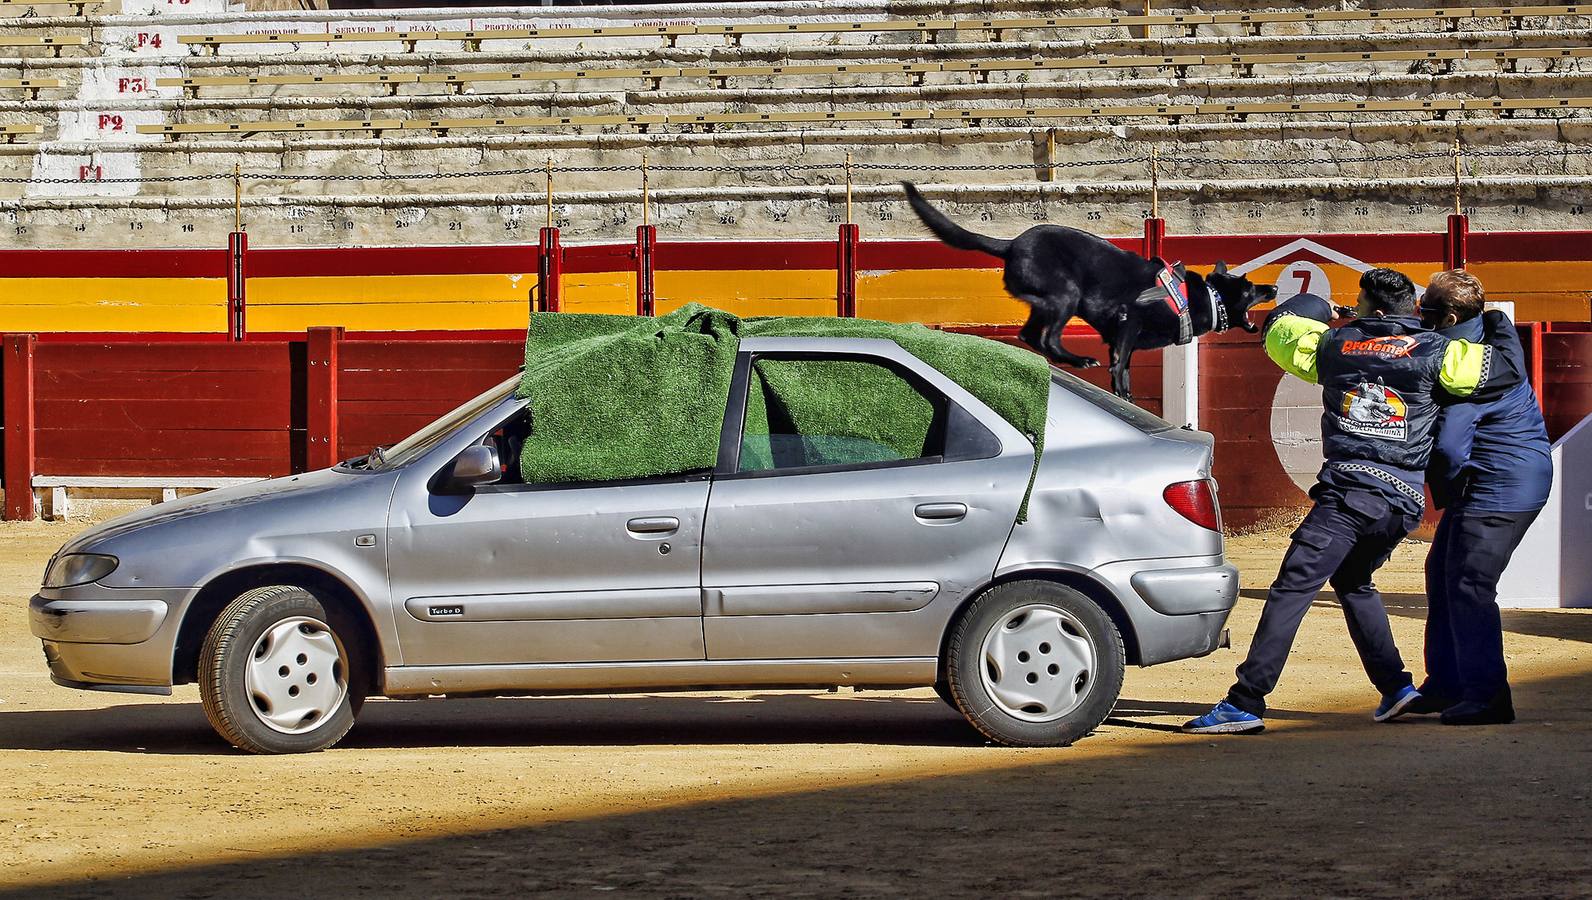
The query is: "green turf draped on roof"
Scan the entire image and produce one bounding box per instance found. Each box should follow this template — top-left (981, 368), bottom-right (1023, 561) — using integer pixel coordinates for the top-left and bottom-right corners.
top-left (517, 304), bottom-right (1049, 495)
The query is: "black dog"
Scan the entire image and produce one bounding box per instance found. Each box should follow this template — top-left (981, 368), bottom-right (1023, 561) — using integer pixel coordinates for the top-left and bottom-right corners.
top-left (903, 182), bottom-right (1278, 398)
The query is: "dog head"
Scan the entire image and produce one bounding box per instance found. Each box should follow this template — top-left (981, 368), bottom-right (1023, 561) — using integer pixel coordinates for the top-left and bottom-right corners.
top-left (1199, 261), bottom-right (1277, 333)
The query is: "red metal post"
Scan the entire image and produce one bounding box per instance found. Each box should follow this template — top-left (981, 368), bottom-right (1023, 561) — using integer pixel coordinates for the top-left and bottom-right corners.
top-left (306, 326), bottom-right (344, 471)
top-left (3, 334), bottom-right (37, 521)
top-left (636, 224), bottom-right (656, 316)
top-left (227, 231), bottom-right (248, 341)
top-left (1444, 213), bottom-right (1469, 270)
top-left (1142, 217), bottom-right (1166, 261)
top-left (1528, 320), bottom-right (1546, 415)
top-left (537, 227), bottom-right (563, 313)
top-left (836, 223), bottom-right (859, 317)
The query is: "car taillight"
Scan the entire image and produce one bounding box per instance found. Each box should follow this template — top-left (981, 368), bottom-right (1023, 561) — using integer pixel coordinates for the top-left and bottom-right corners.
top-left (1164, 479), bottom-right (1221, 532)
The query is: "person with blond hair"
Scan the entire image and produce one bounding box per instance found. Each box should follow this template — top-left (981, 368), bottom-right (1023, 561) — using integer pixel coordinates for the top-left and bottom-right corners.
top-left (1405, 270), bottom-right (1551, 725)
top-left (1184, 269), bottom-right (1498, 734)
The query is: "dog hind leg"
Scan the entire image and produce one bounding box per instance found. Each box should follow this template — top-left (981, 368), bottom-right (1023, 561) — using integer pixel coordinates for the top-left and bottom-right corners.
top-left (1021, 292), bottom-right (1100, 370)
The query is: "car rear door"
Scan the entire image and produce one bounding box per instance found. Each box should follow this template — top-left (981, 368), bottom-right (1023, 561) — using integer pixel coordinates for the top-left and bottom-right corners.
top-left (700, 339), bottom-right (1035, 661)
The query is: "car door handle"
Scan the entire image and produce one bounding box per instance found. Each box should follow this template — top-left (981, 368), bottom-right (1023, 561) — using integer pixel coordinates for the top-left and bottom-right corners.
top-left (627, 516), bottom-right (680, 535)
top-left (914, 502), bottom-right (968, 521)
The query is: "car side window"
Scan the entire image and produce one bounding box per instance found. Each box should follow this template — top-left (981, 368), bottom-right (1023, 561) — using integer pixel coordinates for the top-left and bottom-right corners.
top-left (737, 357), bottom-right (948, 474)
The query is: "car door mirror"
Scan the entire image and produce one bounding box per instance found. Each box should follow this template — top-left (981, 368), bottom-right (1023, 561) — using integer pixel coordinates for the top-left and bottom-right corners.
top-left (443, 444), bottom-right (501, 490)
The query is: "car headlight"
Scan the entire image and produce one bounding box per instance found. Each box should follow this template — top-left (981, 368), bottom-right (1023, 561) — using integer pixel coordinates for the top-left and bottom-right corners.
top-left (43, 553), bottom-right (119, 589)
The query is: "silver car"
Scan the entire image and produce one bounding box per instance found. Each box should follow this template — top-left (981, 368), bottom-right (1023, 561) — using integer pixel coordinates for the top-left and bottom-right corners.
top-left (29, 336), bottom-right (1237, 753)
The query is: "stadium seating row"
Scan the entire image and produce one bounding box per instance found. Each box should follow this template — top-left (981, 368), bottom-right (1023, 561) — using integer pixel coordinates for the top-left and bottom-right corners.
top-left (157, 47), bottom-right (1592, 97)
top-left (136, 97), bottom-right (1592, 139)
top-left (0, 34), bottom-right (84, 54)
top-left (178, 5), bottom-right (1588, 53)
top-left (0, 76), bottom-right (55, 96)
top-left (0, 0), bottom-right (98, 11)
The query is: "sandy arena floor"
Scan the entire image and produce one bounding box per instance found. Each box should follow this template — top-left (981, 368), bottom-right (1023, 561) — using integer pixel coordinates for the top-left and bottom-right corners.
top-left (0, 518), bottom-right (1588, 898)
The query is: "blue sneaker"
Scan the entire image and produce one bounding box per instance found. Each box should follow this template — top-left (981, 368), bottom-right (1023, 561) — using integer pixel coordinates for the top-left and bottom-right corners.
top-left (1374, 685), bottom-right (1421, 722)
top-left (1182, 700), bottom-right (1265, 734)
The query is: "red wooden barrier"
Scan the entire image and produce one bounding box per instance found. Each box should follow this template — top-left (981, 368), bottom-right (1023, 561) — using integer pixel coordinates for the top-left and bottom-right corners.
top-left (1542, 331), bottom-right (1592, 441)
top-left (3, 335), bottom-right (36, 521)
top-left (335, 338), bottom-right (523, 462)
top-left (31, 340), bottom-right (299, 482)
top-left (306, 326), bottom-right (343, 470)
top-left (1199, 329), bottom-right (1306, 531)
top-left (2, 322), bottom-right (1589, 524)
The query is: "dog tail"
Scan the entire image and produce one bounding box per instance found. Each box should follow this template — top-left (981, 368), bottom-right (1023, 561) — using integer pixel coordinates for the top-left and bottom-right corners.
top-left (901, 181), bottom-right (1012, 259)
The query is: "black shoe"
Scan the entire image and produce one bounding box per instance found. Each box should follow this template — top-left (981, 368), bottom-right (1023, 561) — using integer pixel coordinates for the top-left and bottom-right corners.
top-left (1441, 699), bottom-right (1516, 726)
top-left (1403, 691), bottom-right (1455, 715)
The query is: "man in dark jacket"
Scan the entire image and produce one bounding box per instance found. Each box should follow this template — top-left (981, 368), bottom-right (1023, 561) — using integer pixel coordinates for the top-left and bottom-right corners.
top-left (1185, 269), bottom-right (1494, 734)
top-left (1406, 270), bottom-right (1552, 725)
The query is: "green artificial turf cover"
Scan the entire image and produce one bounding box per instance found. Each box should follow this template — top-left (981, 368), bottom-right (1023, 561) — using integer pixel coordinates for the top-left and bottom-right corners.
top-left (517, 304), bottom-right (1049, 501)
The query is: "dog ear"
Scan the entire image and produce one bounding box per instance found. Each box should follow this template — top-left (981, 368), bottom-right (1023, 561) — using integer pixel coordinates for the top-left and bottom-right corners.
top-left (1212, 260), bottom-right (1228, 276)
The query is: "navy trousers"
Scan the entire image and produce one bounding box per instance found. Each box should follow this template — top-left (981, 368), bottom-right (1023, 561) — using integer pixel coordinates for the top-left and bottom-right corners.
top-left (1227, 487), bottom-right (1417, 717)
top-left (1422, 507), bottom-right (1540, 705)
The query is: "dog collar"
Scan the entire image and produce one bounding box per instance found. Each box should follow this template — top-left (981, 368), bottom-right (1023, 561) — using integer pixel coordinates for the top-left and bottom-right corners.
top-left (1211, 290), bottom-right (1229, 333)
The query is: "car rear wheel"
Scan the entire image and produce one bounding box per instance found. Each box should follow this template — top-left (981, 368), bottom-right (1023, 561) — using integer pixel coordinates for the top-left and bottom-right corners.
top-left (945, 581), bottom-right (1124, 747)
top-left (199, 585), bottom-right (361, 754)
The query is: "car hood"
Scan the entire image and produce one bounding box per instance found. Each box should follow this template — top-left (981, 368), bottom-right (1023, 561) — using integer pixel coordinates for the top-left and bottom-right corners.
top-left (60, 469), bottom-right (362, 556)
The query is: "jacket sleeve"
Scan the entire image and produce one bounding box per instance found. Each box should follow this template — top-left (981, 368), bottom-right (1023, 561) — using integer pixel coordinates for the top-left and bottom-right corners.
top-left (1467, 310), bottom-right (1529, 401)
top-left (1263, 314), bottom-right (1328, 384)
top-left (1427, 402), bottom-right (1481, 510)
top-left (1438, 339), bottom-right (1495, 398)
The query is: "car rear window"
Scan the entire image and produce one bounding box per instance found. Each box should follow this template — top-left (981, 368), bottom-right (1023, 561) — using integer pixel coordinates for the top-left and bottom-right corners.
top-left (1050, 369), bottom-right (1173, 434)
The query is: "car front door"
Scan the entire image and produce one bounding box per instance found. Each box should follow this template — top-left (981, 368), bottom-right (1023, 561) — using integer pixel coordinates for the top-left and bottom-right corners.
top-left (700, 342), bottom-right (1035, 661)
top-left (387, 404), bottom-right (708, 667)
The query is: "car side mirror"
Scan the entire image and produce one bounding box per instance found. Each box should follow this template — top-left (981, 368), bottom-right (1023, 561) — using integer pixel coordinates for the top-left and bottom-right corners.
top-left (444, 444), bottom-right (501, 489)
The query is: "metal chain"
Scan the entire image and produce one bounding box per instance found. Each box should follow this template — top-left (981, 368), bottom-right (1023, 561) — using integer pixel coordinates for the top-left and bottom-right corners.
top-left (0, 145), bottom-right (1585, 185)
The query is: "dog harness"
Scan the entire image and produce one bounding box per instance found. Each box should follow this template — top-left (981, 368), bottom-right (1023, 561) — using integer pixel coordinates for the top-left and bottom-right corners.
top-left (1135, 263), bottom-right (1193, 345)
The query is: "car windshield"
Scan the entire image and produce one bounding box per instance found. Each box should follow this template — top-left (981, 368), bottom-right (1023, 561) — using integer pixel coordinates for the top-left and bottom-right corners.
top-left (359, 374), bottom-right (521, 471)
top-left (1049, 368), bottom-right (1173, 434)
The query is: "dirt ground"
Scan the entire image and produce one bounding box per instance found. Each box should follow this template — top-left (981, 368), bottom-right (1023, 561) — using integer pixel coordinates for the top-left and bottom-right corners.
top-left (0, 517), bottom-right (1588, 899)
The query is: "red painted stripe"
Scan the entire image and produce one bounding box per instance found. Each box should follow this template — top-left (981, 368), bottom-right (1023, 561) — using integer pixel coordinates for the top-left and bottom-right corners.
top-left (653, 240), bottom-right (837, 271)
top-left (0, 250), bottom-right (227, 279)
top-left (1468, 230), bottom-right (1592, 263)
top-left (35, 457), bottom-right (289, 478)
top-left (35, 369), bottom-right (292, 403)
top-left (339, 340), bottom-right (521, 369)
top-left (34, 332), bottom-right (233, 343)
top-left (564, 243), bottom-right (635, 274)
top-left (34, 341), bottom-right (294, 371)
top-left (857, 238), bottom-right (1139, 270)
top-left (248, 245), bottom-right (541, 278)
top-left (1161, 233), bottom-right (1445, 266)
top-left (38, 397), bottom-right (294, 431)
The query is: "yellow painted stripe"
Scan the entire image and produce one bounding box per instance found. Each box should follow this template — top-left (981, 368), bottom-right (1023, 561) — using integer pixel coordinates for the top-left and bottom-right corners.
top-left (562, 270), bottom-right (638, 315)
top-left (247, 300), bottom-right (531, 333)
top-left (247, 273), bottom-right (538, 332)
top-left (857, 268), bottom-right (1025, 325)
top-left (0, 278), bottom-right (226, 332)
top-left (656, 270), bottom-right (837, 318)
top-left (249, 274), bottom-right (535, 305)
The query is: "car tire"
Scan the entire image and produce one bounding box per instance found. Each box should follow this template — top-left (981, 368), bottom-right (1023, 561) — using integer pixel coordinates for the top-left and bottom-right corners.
top-left (945, 581), bottom-right (1124, 747)
top-left (932, 679), bottom-right (957, 710)
top-left (199, 585), bottom-right (362, 754)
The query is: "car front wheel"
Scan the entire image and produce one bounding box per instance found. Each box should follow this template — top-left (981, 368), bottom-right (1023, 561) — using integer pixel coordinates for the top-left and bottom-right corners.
top-left (198, 585), bottom-right (361, 754)
top-left (945, 581), bottom-right (1124, 747)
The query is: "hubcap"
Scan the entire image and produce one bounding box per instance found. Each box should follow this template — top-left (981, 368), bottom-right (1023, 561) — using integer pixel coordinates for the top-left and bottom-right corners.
top-left (977, 603), bottom-right (1096, 723)
top-left (242, 616), bottom-right (348, 735)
